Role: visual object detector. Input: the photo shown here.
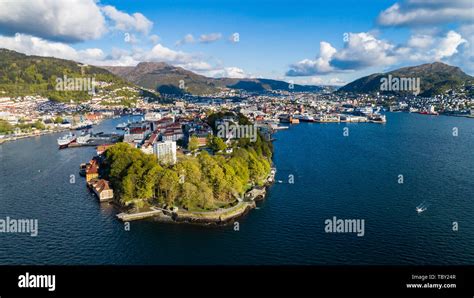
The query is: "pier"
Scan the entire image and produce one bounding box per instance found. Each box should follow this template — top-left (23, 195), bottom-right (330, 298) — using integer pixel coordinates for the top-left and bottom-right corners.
top-left (63, 133), bottom-right (121, 148)
top-left (117, 209), bottom-right (165, 221)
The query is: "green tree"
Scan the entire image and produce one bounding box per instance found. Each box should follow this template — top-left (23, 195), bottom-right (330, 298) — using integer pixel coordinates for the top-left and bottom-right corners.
top-left (188, 135), bottom-right (200, 152)
top-left (53, 116), bottom-right (64, 124)
top-left (32, 120), bottom-right (45, 130)
top-left (213, 137), bottom-right (227, 152)
top-left (0, 119), bottom-right (13, 134)
top-left (158, 169), bottom-right (180, 206)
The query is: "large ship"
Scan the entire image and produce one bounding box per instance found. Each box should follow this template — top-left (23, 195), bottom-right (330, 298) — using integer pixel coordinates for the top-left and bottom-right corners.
top-left (57, 132), bottom-right (76, 148)
top-left (116, 121), bottom-right (129, 130)
top-left (278, 114), bottom-right (300, 124)
top-left (293, 114), bottom-right (315, 122)
top-left (76, 132), bottom-right (92, 144)
top-left (73, 120), bottom-right (93, 130)
top-left (315, 114), bottom-right (340, 123)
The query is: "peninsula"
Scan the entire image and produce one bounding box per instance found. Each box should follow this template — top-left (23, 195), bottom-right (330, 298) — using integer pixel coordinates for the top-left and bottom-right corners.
top-left (83, 112), bottom-right (275, 225)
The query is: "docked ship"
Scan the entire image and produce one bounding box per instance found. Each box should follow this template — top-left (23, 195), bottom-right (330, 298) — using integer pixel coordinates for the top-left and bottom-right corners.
top-left (57, 132), bottom-right (76, 148)
top-left (293, 114), bottom-right (315, 122)
top-left (368, 114), bottom-right (387, 123)
top-left (278, 114), bottom-right (300, 124)
top-left (116, 122), bottom-right (129, 130)
top-left (76, 132), bottom-right (92, 144)
top-left (419, 111), bottom-right (439, 115)
top-left (314, 114), bottom-right (340, 123)
top-left (73, 120), bottom-right (93, 130)
top-left (419, 105), bottom-right (439, 115)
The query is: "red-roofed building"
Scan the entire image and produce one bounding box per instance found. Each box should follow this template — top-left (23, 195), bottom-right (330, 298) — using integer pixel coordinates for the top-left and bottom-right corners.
top-left (96, 144), bottom-right (114, 155)
top-left (88, 179), bottom-right (114, 201)
top-left (85, 160), bottom-right (99, 182)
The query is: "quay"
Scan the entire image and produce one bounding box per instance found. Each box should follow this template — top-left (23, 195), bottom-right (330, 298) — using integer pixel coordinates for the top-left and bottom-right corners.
top-left (116, 199), bottom-right (258, 224)
top-left (117, 208), bottom-right (166, 221)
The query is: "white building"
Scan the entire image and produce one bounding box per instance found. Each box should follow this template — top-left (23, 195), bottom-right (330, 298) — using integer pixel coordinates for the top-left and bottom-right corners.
top-left (153, 140), bottom-right (177, 164)
top-left (428, 105), bottom-right (436, 113)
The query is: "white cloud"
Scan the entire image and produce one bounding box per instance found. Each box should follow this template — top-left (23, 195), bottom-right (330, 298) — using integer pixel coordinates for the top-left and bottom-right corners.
top-left (0, 34), bottom-right (79, 60)
top-left (175, 34), bottom-right (195, 46)
top-left (286, 42), bottom-right (337, 76)
top-left (431, 30), bottom-right (467, 60)
top-left (400, 30), bottom-right (468, 62)
top-left (331, 33), bottom-right (397, 70)
top-left (407, 34), bottom-right (434, 48)
top-left (199, 33), bottom-right (222, 43)
top-left (79, 48), bottom-right (105, 60)
top-left (0, 0), bottom-right (107, 42)
top-left (287, 33), bottom-right (397, 76)
top-left (149, 34), bottom-right (160, 44)
top-left (378, 0), bottom-right (474, 27)
top-left (328, 78), bottom-right (346, 86)
top-left (456, 24), bottom-right (474, 71)
top-left (204, 67), bottom-right (246, 78)
top-left (294, 76), bottom-right (345, 86)
top-left (142, 44), bottom-right (195, 65)
top-left (176, 33), bottom-right (224, 45)
top-left (101, 5), bottom-right (153, 35)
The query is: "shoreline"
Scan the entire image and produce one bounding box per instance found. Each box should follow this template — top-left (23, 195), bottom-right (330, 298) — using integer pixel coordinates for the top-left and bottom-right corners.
top-left (0, 116), bottom-right (116, 145)
top-left (0, 128), bottom-right (69, 144)
top-left (115, 169), bottom-right (275, 226)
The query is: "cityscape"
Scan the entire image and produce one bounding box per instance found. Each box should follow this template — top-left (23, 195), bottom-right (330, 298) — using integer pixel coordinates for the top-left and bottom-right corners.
top-left (0, 0), bottom-right (473, 296)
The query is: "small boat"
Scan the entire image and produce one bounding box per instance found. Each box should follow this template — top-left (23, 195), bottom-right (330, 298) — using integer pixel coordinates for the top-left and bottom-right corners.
top-left (116, 122), bottom-right (128, 130)
top-left (79, 163), bottom-right (87, 176)
top-left (416, 206), bottom-right (426, 213)
top-left (416, 201), bottom-right (428, 213)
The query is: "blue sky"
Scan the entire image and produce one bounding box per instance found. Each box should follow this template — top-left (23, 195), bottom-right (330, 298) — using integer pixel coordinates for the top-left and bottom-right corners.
top-left (0, 0), bottom-right (472, 85)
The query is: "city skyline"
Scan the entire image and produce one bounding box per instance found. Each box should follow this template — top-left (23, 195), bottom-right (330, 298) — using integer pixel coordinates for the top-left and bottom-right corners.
top-left (0, 0), bottom-right (472, 86)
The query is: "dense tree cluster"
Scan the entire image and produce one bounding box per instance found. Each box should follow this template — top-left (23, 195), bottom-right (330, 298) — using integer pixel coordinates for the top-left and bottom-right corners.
top-left (0, 119), bottom-right (46, 134)
top-left (102, 130), bottom-right (272, 212)
top-left (0, 119), bottom-right (14, 134)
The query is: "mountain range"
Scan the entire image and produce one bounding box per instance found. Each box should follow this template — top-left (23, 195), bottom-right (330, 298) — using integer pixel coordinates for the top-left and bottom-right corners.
top-left (338, 62), bottom-right (474, 97)
top-left (0, 48), bottom-right (472, 100)
top-left (103, 62), bottom-right (323, 95)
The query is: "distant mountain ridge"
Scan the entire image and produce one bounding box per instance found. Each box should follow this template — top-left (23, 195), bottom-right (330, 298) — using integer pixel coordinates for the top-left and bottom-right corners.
top-left (103, 62), bottom-right (323, 95)
top-left (338, 62), bottom-right (474, 97)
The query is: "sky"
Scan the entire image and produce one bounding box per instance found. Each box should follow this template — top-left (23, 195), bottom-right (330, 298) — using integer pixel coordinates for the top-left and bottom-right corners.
top-left (0, 0), bottom-right (472, 86)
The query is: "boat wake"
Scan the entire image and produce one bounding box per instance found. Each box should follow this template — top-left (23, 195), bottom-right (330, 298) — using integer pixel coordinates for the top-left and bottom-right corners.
top-left (416, 201), bottom-right (430, 214)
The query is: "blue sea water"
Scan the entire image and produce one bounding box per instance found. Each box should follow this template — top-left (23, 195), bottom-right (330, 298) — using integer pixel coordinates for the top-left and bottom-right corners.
top-left (0, 112), bottom-right (473, 265)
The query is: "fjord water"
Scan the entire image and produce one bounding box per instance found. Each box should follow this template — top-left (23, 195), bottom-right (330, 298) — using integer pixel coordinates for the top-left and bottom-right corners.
top-left (0, 113), bottom-right (473, 265)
